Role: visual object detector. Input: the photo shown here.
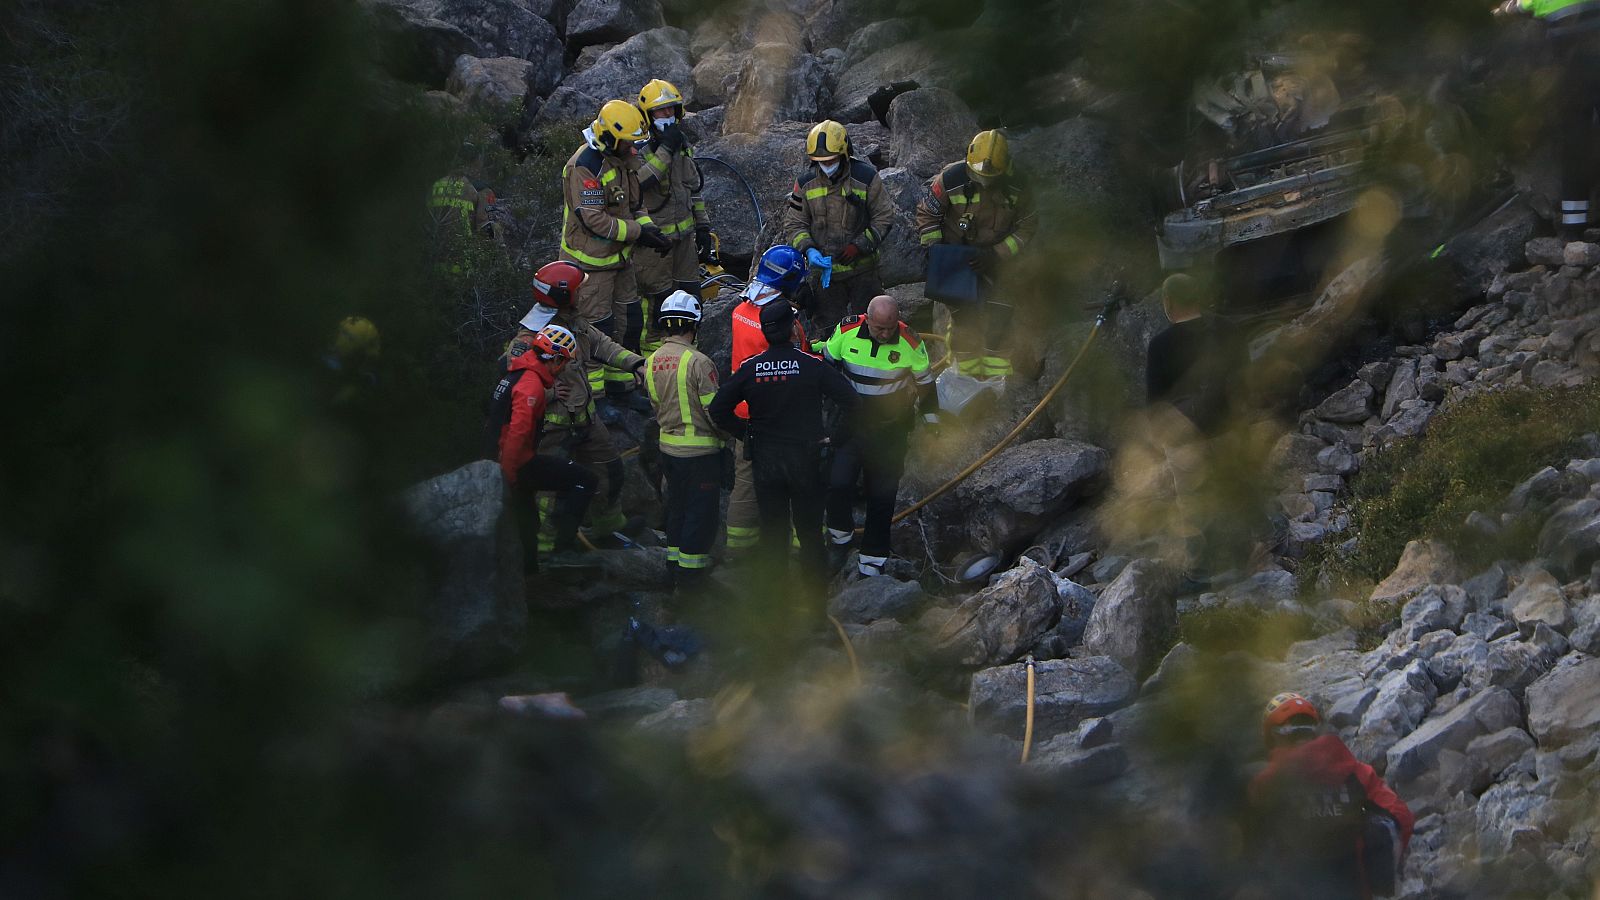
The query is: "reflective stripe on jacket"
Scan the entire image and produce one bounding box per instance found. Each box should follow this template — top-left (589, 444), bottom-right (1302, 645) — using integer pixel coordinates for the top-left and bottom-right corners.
top-left (822, 315), bottom-right (933, 419)
top-left (635, 141), bottom-right (708, 237)
top-left (430, 176), bottom-right (478, 236)
top-left (647, 335), bottom-right (725, 457)
top-left (914, 162), bottom-right (1037, 259)
top-left (562, 144), bottom-right (653, 270)
top-left (504, 310), bottom-right (643, 429)
top-left (781, 158), bottom-right (895, 278)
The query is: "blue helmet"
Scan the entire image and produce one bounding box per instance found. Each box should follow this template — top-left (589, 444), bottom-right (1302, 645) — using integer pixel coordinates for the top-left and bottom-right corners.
top-left (752, 245), bottom-right (806, 292)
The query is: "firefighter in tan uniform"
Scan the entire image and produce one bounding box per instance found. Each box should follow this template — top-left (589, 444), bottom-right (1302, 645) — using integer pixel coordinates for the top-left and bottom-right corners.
top-left (503, 261), bottom-right (647, 551)
top-left (561, 99), bottom-right (672, 407)
top-left (632, 79), bottom-right (713, 355)
top-left (782, 120), bottom-right (896, 330)
top-left (645, 291), bottom-right (729, 589)
top-left (915, 130), bottom-right (1036, 379)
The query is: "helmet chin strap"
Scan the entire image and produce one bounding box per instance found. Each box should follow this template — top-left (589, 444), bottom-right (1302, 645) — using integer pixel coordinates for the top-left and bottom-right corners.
top-left (582, 126), bottom-right (602, 150)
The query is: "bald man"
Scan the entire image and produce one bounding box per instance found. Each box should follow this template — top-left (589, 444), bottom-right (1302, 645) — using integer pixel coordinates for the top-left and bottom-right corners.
top-left (820, 295), bottom-right (938, 577)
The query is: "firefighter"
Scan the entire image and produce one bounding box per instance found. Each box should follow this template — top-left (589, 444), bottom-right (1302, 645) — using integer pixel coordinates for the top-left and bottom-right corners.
top-left (709, 300), bottom-right (858, 581)
top-left (915, 130), bottom-right (1037, 380)
top-left (646, 290), bottom-right (728, 588)
top-left (725, 245), bottom-right (812, 553)
top-left (561, 99), bottom-right (673, 410)
top-left (504, 260), bottom-right (648, 553)
top-left (822, 295), bottom-right (938, 577)
top-left (1245, 693), bottom-right (1414, 900)
top-left (632, 79), bottom-right (713, 355)
top-left (782, 120), bottom-right (896, 331)
top-left (493, 324), bottom-right (597, 573)
top-left (1494, 0), bottom-right (1600, 240)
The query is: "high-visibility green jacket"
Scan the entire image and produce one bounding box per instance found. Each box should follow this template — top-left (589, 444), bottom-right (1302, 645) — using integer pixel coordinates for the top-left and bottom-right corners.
top-left (1520, 0), bottom-right (1599, 18)
top-left (821, 314), bottom-right (935, 422)
top-left (646, 335), bottom-right (725, 457)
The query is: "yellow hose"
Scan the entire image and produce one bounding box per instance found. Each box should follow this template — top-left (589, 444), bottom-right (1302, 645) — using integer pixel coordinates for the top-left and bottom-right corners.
top-left (826, 613), bottom-right (861, 685)
top-left (1021, 654), bottom-right (1037, 764)
top-left (893, 318), bottom-right (1104, 525)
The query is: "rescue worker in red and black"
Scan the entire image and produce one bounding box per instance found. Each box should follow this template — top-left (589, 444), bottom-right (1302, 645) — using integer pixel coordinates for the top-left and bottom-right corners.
top-left (562, 99), bottom-right (672, 409)
top-left (822, 295), bottom-right (938, 577)
top-left (782, 120), bottom-right (897, 331)
top-left (491, 324), bottom-right (596, 574)
top-left (632, 78), bottom-right (712, 355)
top-left (1495, 0), bottom-right (1600, 240)
top-left (709, 300), bottom-right (859, 582)
top-left (1245, 693), bottom-right (1414, 900)
top-left (915, 130), bottom-right (1037, 379)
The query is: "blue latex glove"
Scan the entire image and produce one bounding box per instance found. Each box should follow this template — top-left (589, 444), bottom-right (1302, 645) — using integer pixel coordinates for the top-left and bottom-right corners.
top-left (805, 247), bottom-right (833, 288)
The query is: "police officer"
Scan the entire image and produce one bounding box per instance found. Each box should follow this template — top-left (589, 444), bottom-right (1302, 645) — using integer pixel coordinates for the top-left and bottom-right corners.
top-left (646, 291), bottom-right (728, 588)
top-left (1495, 0), bottom-right (1600, 240)
top-left (822, 295), bottom-right (938, 577)
top-left (633, 79), bottom-right (713, 354)
top-left (915, 130), bottom-right (1037, 379)
top-left (561, 100), bottom-right (672, 409)
top-left (782, 120), bottom-right (897, 330)
top-left (709, 301), bottom-right (858, 578)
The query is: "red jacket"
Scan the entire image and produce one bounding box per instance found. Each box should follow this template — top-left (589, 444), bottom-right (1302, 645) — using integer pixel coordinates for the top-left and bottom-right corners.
top-left (729, 300), bottom-right (808, 420)
top-left (497, 353), bottom-right (559, 484)
top-left (1248, 734), bottom-right (1414, 899)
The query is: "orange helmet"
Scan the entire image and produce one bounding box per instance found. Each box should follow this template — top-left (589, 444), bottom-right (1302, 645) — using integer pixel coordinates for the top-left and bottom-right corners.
top-left (531, 260), bottom-right (584, 309)
top-left (530, 324), bottom-right (577, 370)
top-left (1262, 692), bottom-right (1320, 745)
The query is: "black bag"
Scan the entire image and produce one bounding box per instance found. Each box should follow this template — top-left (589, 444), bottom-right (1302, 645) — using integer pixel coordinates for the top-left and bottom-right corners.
top-left (925, 244), bottom-right (979, 307)
top-left (482, 367), bottom-right (526, 459)
top-left (1362, 812), bottom-right (1401, 897)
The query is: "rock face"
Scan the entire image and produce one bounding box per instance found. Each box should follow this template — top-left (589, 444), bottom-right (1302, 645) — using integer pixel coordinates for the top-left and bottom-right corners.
top-left (1010, 117), bottom-right (1132, 229)
top-left (933, 558), bottom-right (1062, 666)
top-left (1081, 559), bottom-right (1176, 675)
top-left (693, 122), bottom-right (812, 263)
top-left (369, 0), bottom-right (563, 84)
top-left (968, 656), bottom-right (1136, 740)
top-left (1525, 654), bottom-right (1600, 749)
top-left (828, 40), bottom-right (953, 123)
top-left (957, 439), bottom-right (1108, 555)
top-left (565, 0), bottom-right (664, 48)
top-left (531, 27), bottom-right (691, 130)
top-left (446, 55), bottom-right (537, 110)
top-left (886, 88), bottom-right (976, 180)
top-left (829, 576), bottom-right (926, 625)
top-left (722, 43), bottom-right (827, 136)
top-left (402, 460), bottom-right (527, 673)
top-left (1384, 687), bottom-right (1520, 785)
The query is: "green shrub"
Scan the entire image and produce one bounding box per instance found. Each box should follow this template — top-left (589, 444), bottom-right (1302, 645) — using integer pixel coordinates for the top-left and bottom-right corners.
top-left (1178, 604), bottom-right (1319, 657)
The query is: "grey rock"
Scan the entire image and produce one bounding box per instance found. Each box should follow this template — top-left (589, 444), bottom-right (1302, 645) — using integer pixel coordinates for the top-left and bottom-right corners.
top-left (1089, 554), bottom-right (1128, 583)
top-left (403, 460), bottom-right (526, 673)
top-left (1275, 432), bottom-right (1330, 473)
top-left (1353, 661), bottom-right (1437, 770)
top-left (1211, 566), bottom-right (1298, 611)
top-left (886, 88), bottom-right (976, 180)
top-left (1537, 497), bottom-right (1600, 580)
top-left (1011, 117), bottom-right (1136, 230)
top-left (1431, 330), bottom-right (1482, 362)
top-left (1563, 241), bottom-right (1600, 267)
top-left (828, 40), bottom-right (953, 123)
top-left (446, 55), bottom-right (537, 110)
top-left (689, 46), bottom-right (742, 109)
top-left (1317, 443), bottom-right (1359, 476)
top-left (1526, 236), bottom-right (1567, 267)
top-left (1371, 398), bottom-right (1435, 443)
top-left (1508, 466), bottom-right (1563, 513)
top-left (1024, 739), bottom-right (1129, 786)
top-left (969, 655), bottom-right (1136, 741)
top-left (1314, 379), bottom-right (1375, 424)
top-left (1476, 635), bottom-right (1555, 694)
top-left (1525, 653), bottom-right (1600, 749)
top-left (369, 0), bottom-right (564, 84)
top-left (1461, 611), bottom-right (1514, 642)
top-left (565, 0), bottom-right (663, 47)
top-left (872, 165), bottom-right (932, 288)
top-left (958, 439), bottom-right (1108, 556)
top-left (1141, 641), bottom-right (1199, 696)
top-left (1395, 584), bottom-right (1468, 642)
top-left (841, 17), bottom-right (920, 66)
top-left (1508, 566), bottom-right (1574, 635)
top-left (1529, 621), bottom-right (1570, 658)
top-left (1568, 598), bottom-right (1600, 653)
top-left (691, 123), bottom-right (809, 264)
top-left (1356, 359), bottom-right (1395, 389)
top-left (1304, 473), bottom-right (1344, 493)
top-left (933, 558), bottom-right (1062, 666)
top-left (1474, 777), bottom-right (1547, 860)
top-left (1082, 559), bottom-right (1177, 675)
top-left (1051, 576), bottom-right (1096, 647)
top-left (803, 0), bottom-right (880, 52)
top-left (634, 697), bottom-right (712, 735)
top-left (1325, 684), bottom-right (1377, 728)
top-left (1466, 727), bottom-right (1537, 782)
top-left (722, 44), bottom-right (826, 135)
top-left (1462, 563), bottom-right (1509, 613)
top-left (531, 27), bottom-right (691, 132)
top-left (1384, 687), bottom-right (1521, 785)
top-left (1381, 359), bottom-right (1419, 419)
top-left (1370, 540), bottom-right (1460, 605)
top-left (1464, 510), bottom-right (1501, 537)
top-left (580, 685), bottom-right (679, 719)
top-left (829, 576), bottom-right (926, 625)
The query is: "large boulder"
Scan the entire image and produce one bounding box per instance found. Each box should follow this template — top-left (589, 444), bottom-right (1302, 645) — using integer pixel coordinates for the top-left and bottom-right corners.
top-left (828, 40), bottom-right (955, 124)
top-left (829, 576), bottom-right (926, 625)
top-left (1369, 540), bottom-right (1460, 604)
top-left (1351, 660), bottom-right (1437, 770)
top-left (722, 43), bottom-right (827, 136)
top-left (804, 0), bottom-right (880, 52)
top-left (1506, 567), bottom-right (1574, 636)
top-left (368, 0), bottom-right (563, 84)
top-left (968, 655), bottom-right (1136, 741)
top-left (402, 460), bottom-right (527, 673)
top-left (1536, 497), bottom-right (1600, 580)
top-left (1384, 687), bottom-right (1521, 785)
top-left (690, 46), bottom-right (742, 109)
top-left (446, 55), bottom-right (538, 111)
top-left (956, 439), bottom-right (1108, 555)
top-left (1081, 558), bottom-right (1176, 675)
top-left (873, 166), bottom-right (926, 288)
top-left (1010, 117), bottom-right (1134, 231)
top-left (529, 27), bottom-right (690, 131)
top-left (565, 0), bottom-right (664, 48)
top-left (885, 88), bottom-right (975, 180)
top-left (1525, 653), bottom-right (1600, 749)
top-left (932, 557), bottom-right (1062, 666)
top-left (693, 122), bottom-right (812, 263)
top-left (841, 18), bottom-right (921, 67)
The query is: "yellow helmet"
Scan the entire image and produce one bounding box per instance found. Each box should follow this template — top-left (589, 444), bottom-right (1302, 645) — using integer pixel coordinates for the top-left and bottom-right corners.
top-left (333, 316), bottom-right (380, 361)
top-left (638, 78), bottom-right (685, 113)
top-left (806, 120), bottom-right (848, 160)
top-left (592, 99), bottom-right (649, 147)
top-left (966, 130), bottom-right (1011, 181)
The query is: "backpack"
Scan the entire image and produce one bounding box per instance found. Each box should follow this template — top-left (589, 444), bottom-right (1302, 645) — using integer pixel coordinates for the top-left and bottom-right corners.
top-left (482, 366), bottom-right (526, 460)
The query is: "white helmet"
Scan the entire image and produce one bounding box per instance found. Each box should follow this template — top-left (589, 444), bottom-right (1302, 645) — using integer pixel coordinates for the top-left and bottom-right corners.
top-left (658, 289), bottom-right (702, 323)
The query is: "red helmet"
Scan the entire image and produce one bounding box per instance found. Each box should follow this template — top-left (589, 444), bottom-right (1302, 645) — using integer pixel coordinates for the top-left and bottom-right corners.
top-left (1263, 692), bottom-right (1320, 745)
top-left (532, 261), bottom-right (585, 309)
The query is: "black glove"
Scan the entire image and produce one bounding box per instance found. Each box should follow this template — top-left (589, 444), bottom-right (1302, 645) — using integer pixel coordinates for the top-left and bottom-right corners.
top-left (791, 281), bottom-right (816, 312)
top-left (694, 226), bottom-right (716, 264)
top-left (637, 226), bottom-right (672, 255)
top-left (968, 247), bottom-right (998, 275)
top-left (657, 124), bottom-right (687, 153)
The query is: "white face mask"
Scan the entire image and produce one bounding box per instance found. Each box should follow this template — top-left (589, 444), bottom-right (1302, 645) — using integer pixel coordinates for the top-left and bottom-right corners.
top-left (654, 115), bottom-right (677, 129)
top-left (819, 160), bottom-right (841, 177)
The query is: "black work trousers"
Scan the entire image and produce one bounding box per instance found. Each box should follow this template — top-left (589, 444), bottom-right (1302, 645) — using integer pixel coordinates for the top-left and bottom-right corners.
top-left (511, 455), bottom-right (596, 573)
top-left (1554, 31), bottom-right (1600, 235)
top-left (826, 423), bottom-right (909, 560)
top-left (751, 439), bottom-right (827, 577)
top-left (661, 452), bottom-right (722, 572)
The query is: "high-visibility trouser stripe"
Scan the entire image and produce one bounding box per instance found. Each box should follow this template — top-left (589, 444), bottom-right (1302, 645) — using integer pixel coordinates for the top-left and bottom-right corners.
top-left (725, 525), bottom-right (759, 548)
top-left (981, 356), bottom-right (1013, 376)
top-left (828, 528), bottom-right (853, 546)
top-left (692, 200), bottom-right (707, 213)
top-left (1562, 200), bottom-right (1590, 225)
top-left (658, 216), bottom-right (696, 236)
top-left (920, 229), bottom-right (943, 245)
top-left (666, 546), bottom-right (680, 562)
top-left (957, 357), bottom-right (985, 376)
top-left (858, 554), bottom-right (887, 576)
top-left (536, 495), bottom-right (557, 551)
top-left (1002, 234), bottom-right (1022, 255)
top-left (676, 552), bottom-right (712, 570)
